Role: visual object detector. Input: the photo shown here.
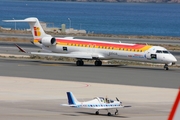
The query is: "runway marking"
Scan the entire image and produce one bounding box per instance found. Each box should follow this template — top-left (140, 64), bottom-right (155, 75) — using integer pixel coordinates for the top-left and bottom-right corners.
top-left (67, 83), bottom-right (91, 88)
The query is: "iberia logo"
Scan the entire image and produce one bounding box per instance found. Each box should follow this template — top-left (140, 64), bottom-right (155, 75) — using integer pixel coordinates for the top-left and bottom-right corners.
top-left (34, 27), bottom-right (41, 36)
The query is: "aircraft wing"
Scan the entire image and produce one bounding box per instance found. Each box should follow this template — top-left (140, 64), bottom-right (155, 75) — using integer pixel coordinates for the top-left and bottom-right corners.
top-left (31, 52), bottom-right (104, 59)
top-left (91, 106), bottom-right (124, 110)
top-left (80, 105), bottom-right (131, 110)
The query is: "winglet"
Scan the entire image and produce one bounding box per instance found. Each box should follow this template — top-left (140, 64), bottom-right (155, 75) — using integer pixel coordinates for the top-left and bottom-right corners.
top-left (15, 44), bottom-right (27, 53)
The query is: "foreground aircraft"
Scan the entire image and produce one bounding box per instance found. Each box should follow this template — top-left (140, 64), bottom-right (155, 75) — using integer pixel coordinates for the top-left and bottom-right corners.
top-left (3, 17), bottom-right (177, 70)
top-left (62, 92), bottom-right (131, 116)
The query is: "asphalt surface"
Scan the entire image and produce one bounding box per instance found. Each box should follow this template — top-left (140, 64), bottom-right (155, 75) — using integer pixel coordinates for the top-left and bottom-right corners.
top-left (0, 99), bottom-right (172, 120)
top-left (0, 58), bottom-right (178, 120)
top-left (0, 58), bottom-right (179, 89)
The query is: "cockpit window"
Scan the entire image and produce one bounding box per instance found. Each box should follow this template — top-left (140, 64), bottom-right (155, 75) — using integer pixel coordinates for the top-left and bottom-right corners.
top-left (156, 50), bottom-right (162, 53)
top-left (156, 50), bottom-right (170, 54)
top-left (163, 51), bottom-right (170, 54)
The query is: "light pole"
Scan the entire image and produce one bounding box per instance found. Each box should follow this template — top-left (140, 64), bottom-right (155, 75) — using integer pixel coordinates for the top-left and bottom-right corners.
top-left (12, 18), bottom-right (16, 30)
top-left (68, 18), bottom-right (71, 29)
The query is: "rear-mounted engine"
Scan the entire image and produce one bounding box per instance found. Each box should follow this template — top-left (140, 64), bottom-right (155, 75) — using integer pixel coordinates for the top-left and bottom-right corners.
top-left (41, 37), bottom-right (56, 46)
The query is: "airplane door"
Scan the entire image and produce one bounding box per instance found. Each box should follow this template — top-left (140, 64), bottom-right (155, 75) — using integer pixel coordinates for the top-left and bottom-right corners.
top-left (146, 51), bottom-right (157, 60)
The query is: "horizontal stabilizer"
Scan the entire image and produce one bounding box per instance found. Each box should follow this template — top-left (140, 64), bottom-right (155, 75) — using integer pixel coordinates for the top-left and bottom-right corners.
top-left (3, 18), bottom-right (37, 23)
top-left (3, 17), bottom-right (51, 39)
top-left (61, 104), bottom-right (77, 107)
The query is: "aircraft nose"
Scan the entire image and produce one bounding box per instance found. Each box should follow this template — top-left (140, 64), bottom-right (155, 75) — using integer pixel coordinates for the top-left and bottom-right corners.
top-left (171, 55), bottom-right (177, 63)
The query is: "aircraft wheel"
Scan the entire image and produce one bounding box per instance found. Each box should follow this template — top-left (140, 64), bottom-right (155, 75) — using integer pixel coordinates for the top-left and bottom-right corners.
top-left (107, 112), bottom-right (111, 116)
top-left (80, 61), bottom-right (84, 66)
top-left (76, 60), bottom-right (84, 66)
top-left (164, 64), bottom-right (169, 70)
top-left (95, 111), bottom-right (99, 115)
top-left (95, 60), bottom-right (102, 66)
top-left (99, 61), bottom-right (102, 66)
top-left (95, 61), bottom-right (98, 66)
top-left (76, 61), bottom-right (81, 66)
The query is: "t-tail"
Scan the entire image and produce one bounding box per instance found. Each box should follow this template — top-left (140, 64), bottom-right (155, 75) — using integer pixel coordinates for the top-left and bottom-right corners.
top-left (3, 17), bottom-right (51, 39)
top-left (67, 92), bottom-right (79, 105)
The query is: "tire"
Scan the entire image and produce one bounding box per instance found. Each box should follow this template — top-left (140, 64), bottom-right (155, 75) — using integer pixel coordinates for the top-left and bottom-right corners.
top-left (81, 61), bottom-right (84, 66)
top-left (107, 112), bottom-right (111, 116)
top-left (95, 111), bottom-right (99, 115)
top-left (76, 61), bottom-right (80, 66)
top-left (95, 61), bottom-right (98, 66)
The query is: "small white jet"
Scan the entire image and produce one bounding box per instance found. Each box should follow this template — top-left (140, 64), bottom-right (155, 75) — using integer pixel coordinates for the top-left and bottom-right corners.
top-left (62, 92), bottom-right (131, 116)
top-left (3, 17), bottom-right (177, 70)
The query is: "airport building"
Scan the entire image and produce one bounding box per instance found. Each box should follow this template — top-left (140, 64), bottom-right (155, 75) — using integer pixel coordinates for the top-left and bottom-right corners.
top-left (41, 22), bottom-right (86, 34)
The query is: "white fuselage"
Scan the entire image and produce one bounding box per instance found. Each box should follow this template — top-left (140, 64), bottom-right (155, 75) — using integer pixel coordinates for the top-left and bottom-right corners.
top-left (34, 38), bottom-right (177, 65)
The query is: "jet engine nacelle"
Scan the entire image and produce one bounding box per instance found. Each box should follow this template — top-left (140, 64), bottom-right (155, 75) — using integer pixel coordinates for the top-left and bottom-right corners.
top-left (41, 37), bottom-right (56, 46)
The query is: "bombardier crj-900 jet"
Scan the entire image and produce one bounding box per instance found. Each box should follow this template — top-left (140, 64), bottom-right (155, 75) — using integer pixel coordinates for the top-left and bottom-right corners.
top-left (62, 92), bottom-right (131, 116)
top-left (4, 17), bottom-right (177, 70)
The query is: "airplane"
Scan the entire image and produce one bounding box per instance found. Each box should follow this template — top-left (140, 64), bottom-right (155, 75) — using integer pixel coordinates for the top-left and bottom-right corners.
top-left (3, 17), bottom-right (177, 70)
top-left (61, 92), bottom-right (131, 116)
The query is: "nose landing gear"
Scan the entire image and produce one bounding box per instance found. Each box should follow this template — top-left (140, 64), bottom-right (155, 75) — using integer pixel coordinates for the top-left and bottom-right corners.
top-left (164, 64), bottom-right (169, 70)
top-left (115, 109), bottom-right (119, 115)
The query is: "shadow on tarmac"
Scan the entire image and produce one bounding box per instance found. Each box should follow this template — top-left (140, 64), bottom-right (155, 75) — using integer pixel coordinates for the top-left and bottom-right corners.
top-left (31, 60), bottom-right (178, 71)
top-left (62, 112), bottom-right (129, 118)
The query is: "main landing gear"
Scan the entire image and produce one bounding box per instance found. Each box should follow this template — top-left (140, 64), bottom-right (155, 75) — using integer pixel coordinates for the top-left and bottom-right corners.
top-left (76, 60), bottom-right (102, 66)
top-left (94, 60), bottom-right (102, 66)
top-left (95, 111), bottom-right (99, 115)
top-left (164, 64), bottom-right (169, 70)
top-left (107, 112), bottom-right (111, 116)
top-left (95, 109), bottom-right (118, 116)
top-left (76, 60), bottom-right (84, 66)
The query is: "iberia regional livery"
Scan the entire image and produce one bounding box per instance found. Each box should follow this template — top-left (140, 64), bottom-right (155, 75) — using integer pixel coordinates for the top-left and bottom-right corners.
top-left (3, 17), bottom-right (177, 70)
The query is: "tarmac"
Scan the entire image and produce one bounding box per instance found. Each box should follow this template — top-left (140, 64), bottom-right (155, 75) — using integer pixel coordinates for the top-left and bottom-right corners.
top-left (0, 76), bottom-right (178, 120)
top-left (0, 57), bottom-right (179, 120)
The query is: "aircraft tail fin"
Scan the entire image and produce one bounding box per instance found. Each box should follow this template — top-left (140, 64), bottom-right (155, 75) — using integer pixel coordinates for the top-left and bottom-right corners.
top-left (66, 92), bottom-right (79, 105)
top-left (3, 17), bottom-right (51, 39)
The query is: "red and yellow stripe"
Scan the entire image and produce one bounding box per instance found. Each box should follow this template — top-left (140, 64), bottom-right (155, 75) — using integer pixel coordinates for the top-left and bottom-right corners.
top-left (34, 38), bottom-right (152, 52)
